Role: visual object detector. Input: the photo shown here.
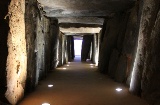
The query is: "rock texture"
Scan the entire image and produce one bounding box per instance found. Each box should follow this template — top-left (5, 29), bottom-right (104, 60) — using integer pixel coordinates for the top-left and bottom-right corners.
top-left (1, 0), bottom-right (160, 105)
top-left (5, 1), bottom-right (60, 104)
top-left (98, 13), bottom-right (125, 73)
top-left (5, 0), bottom-right (27, 104)
top-left (57, 32), bottom-right (63, 67)
top-left (115, 54), bottom-right (127, 83)
top-left (38, 0), bottom-right (135, 17)
top-left (97, 1), bottom-right (160, 104)
top-left (130, 0), bottom-right (160, 104)
top-left (58, 17), bottom-right (104, 25)
top-left (50, 18), bottom-right (59, 69)
top-left (122, 2), bottom-right (139, 86)
top-left (35, 15), bottom-right (45, 83)
top-left (25, 0), bottom-right (38, 92)
top-left (141, 9), bottom-right (160, 105)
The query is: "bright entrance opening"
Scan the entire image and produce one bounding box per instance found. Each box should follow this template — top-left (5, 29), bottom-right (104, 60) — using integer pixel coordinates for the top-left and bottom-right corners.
top-left (74, 36), bottom-right (82, 56)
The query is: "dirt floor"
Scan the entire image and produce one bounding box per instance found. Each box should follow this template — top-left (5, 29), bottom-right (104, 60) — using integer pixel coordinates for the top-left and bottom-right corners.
top-left (18, 56), bottom-right (148, 105)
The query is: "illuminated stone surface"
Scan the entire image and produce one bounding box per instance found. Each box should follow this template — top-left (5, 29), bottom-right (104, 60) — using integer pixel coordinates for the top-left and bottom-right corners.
top-left (5, 0), bottom-right (27, 104)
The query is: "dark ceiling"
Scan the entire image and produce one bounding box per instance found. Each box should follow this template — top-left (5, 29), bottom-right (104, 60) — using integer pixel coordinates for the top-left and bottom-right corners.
top-left (38, 0), bottom-right (135, 34)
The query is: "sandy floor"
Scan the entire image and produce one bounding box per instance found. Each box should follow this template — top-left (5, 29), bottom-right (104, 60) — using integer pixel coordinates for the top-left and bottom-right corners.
top-left (19, 56), bottom-right (148, 105)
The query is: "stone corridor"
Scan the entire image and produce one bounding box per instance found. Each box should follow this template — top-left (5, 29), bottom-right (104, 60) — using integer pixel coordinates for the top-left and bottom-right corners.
top-left (1, 0), bottom-right (160, 104)
top-left (19, 56), bottom-right (147, 105)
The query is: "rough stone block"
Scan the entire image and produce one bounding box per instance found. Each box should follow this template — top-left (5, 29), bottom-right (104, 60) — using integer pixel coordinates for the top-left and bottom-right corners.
top-left (115, 54), bottom-right (127, 83)
top-left (108, 49), bottom-right (120, 78)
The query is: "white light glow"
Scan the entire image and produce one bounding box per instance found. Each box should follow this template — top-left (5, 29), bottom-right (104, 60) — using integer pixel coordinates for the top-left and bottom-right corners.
top-left (90, 64), bottom-right (94, 66)
top-left (42, 103), bottom-right (50, 105)
top-left (63, 68), bottom-right (67, 70)
top-left (116, 88), bottom-right (122, 92)
top-left (91, 66), bottom-right (94, 68)
top-left (74, 40), bottom-right (82, 56)
top-left (67, 65), bottom-right (69, 66)
top-left (68, 62), bottom-right (71, 64)
top-left (48, 84), bottom-right (53, 87)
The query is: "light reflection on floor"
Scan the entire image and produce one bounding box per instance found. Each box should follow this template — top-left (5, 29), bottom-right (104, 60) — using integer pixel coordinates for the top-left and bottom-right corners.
top-left (19, 56), bottom-right (148, 105)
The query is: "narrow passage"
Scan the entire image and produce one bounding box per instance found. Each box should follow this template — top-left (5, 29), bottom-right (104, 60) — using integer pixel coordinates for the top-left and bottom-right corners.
top-left (19, 56), bottom-right (147, 105)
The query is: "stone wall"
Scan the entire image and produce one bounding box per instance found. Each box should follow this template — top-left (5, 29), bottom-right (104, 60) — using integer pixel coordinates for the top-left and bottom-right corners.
top-left (122, 1), bottom-right (140, 86)
top-left (25, 0), bottom-right (38, 92)
top-left (5, 0), bottom-right (27, 104)
top-left (35, 14), bottom-right (45, 83)
top-left (62, 35), bottom-right (67, 64)
top-left (91, 34), bottom-right (98, 64)
top-left (71, 36), bottom-right (75, 59)
top-left (99, 1), bottom-right (160, 104)
top-left (130, 0), bottom-right (160, 104)
top-left (81, 35), bottom-right (93, 61)
top-left (57, 32), bottom-right (63, 66)
top-left (99, 0), bottom-right (139, 89)
top-left (35, 16), bottom-right (58, 82)
top-left (51, 18), bottom-right (59, 68)
top-left (3, 1), bottom-right (60, 104)
top-left (66, 35), bottom-right (75, 62)
top-left (98, 12), bottom-right (129, 73)
top-left (67, 36), bottom-right (73, 62)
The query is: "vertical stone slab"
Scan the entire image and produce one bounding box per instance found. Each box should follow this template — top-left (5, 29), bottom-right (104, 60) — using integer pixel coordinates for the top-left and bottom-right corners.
top-left (50, 18), bottom-right (59, 69)
top-left (62, 35), bottom-right (66, 64)
top-left (100, 19), bottom-right (107, 43)
top-left (92, 34), bottom-right (98, 64)
top-left (94, 34), bottom-right (99, 65)
top-left (108, 49), bottom-right (120, 79)
top-left (57, 32), bottom-right (63, 66)
top-left (71, 36), bottom-right (75, 59)
top-left (116, 12), bottom-right (130, 52)
top-left (96, 31), bottom-right (102, 66)
top-left (81, 35), bottom-right (93, 61)
top-left (130, 0), bottom-right (160, 96)
top-left (98, 14), bottom-right (122, 73)
top-left (122, 2), bottom-right (140, 86)
top-left (43, 16), bottom-right (50, 76)
top-left (5, 0), bottom-right (27, 104)
top-left (25, 0), bottom-right (38, 92)
top-left (65, 36), bottom-right (68, 63)
top-left (67, 36), bottom-right (72, 62)
top-left (141, 9), bottom-right (160, 105)
top-left (66, 35), bottom-right (74, 61)
top-left (35, 15), bottom-right (45, 84)
top-left (115, 55), bottom-right (127, 82)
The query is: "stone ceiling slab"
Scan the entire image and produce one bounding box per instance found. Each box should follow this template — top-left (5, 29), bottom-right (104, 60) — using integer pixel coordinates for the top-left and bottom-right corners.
top-left (58, 17), bottom-right (104, 25)
top-left (60, 27), bottom-right (102, 34)
top-left (59, 23), bottom-right (102, 28)
top-left (38, 0), bottom-right (136, 17)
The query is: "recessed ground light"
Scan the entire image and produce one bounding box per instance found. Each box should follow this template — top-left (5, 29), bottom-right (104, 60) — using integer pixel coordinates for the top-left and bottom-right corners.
top-left (63, 68), bottom-right (67, 70)
top-left (90, 64), bottom-right (94, 66)
top-left (67, 65), bottom-right (69, 66)
top-left (68, 62), bottom-right (71, 64)
top-left (116, 88), bottom-right (122, 92)
top-left (91, 66), bottom-right (94, 68)
top-left (48, 84), bottom-right (53, 87)
top-left (42, 103), bottom-right (50, 105)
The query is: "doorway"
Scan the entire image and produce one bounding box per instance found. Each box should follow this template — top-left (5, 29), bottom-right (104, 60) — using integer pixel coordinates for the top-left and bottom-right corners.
top-left (74, 36), bottom-right (83, 60)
